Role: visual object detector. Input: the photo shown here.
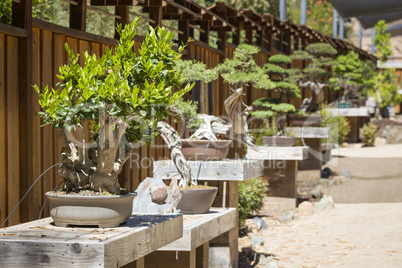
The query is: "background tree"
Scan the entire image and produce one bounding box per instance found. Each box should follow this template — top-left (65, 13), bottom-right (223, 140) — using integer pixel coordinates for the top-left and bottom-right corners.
top-left (329, 51), bottom-right (375, 102)
top-left (369, 20), bottom-right (401, 111)
top-left (287, 0), bottom-right (352, 38)
top-left (290, 42), bottom-right (337, 112)
top-left (252, 54), bottom-right (301, 135)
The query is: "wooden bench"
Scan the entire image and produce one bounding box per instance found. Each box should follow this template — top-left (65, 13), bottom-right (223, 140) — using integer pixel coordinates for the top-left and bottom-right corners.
top-left (286, 127), bottom-right (330, 180)
top-left (246, 146), bottom-right (308, 205)
top-left (144, 207), bottom-right (236, 267)
top-left (154, 159), bottom-right (263, 267)
top-left (0, 214), bottom-right (183, 268)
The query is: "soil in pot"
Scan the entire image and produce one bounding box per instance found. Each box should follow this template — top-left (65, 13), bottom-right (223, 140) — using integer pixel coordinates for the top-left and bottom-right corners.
top-left (46, 190), bottom-right (137, 228)
top-left (262, 136), bottom-right (298, 147)
top-left (177, 186), bottom-right (218, 214)
top-left (181, 139), bottom-right (232, 160)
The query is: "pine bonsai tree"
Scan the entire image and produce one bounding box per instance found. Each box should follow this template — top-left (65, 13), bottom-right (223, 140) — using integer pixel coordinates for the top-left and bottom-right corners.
top-left (329, 51), bottom-right (375, 102)
top-left (252, 54), bottom-right (301, 135)
top-left (291, 42), bottom-right (337, 112)
top-left (214, 44), bottom-right (274, 91)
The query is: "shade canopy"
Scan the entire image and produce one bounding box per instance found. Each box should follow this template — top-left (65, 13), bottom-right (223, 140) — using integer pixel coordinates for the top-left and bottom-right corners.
top-left (329, 0), bottom-right (402, 29)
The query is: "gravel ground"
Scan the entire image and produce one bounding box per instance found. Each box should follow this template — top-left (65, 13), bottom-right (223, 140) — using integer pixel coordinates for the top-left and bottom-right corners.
top-left (239, 203), bottom-right (402, 268)
top-left (238, 144), bottom-right (402, 268)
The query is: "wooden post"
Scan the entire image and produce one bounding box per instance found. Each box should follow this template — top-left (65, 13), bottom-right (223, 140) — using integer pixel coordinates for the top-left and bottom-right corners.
top-left (115, 6), bottom-right (129, 39)
top-left (199, 21), bottom-right (210, 45)
top-left (178, 20), bottom-right (190, 46)
top-left (232, 21), bottom-right (243, 46)
top-left (245, 28), bottom-right (253, 45)
top-left (283, 32), bottom-right (291, 54)
top-left (149, 6), bottom-right (162, 28)
top-left (70, 0), bottom-right (87, 31)
top-left (217, 30), bottom-right (226, 52)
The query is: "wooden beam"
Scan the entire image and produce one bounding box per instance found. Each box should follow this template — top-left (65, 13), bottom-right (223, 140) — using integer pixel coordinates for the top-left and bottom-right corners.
top-left (69, 0), bottom-right (86, 31)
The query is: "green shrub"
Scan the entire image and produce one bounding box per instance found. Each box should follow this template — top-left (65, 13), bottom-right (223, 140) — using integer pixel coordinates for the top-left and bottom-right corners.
top-left (319, 105), bottom-right (351, 145)
top-left (360, 123), bottom-right (378, 147)
top-left (238, 177), bottom-right (269, 226)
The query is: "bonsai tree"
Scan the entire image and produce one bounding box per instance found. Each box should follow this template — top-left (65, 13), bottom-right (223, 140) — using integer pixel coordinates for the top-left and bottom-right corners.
top-left (291, 42), bottom-right (337, 112)
top-left (33, 19), bottom-right (194, 194)
top-left (329, 51), bottom-right (375, 102)
top-left (252, 54), bottom-right (301, 136)
top-left (369, 20), bottom-right (401, 115)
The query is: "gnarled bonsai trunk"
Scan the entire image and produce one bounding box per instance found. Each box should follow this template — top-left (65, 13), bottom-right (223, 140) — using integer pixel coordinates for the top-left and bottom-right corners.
top-left (58, 115), bottom-right (133, 194)
top-left (300, 81), bottom-right (326, 112)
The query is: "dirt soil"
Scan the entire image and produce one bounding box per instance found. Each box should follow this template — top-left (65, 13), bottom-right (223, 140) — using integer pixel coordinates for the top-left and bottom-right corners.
top-left (238, 144), bottom-right (402, 268)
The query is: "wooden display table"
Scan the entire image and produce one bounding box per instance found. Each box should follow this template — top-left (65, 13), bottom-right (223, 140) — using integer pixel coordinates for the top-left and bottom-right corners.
top-left (326, 108), bottom-right (370, 143)
top-left (286, 127), bottom-right (330, 175)
top-left (246, 146), bottom-right (308, 203)
top-left (145, 208), bottom-right (236, 268)
top-left (153, 160), bottom-right (263, 268)
top-left (0, 214), bottom-right (183, 268)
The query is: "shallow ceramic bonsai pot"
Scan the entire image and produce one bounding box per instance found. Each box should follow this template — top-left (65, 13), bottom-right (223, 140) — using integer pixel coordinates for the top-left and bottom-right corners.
top-left (287, 114), bottom-right (322, 127)
top-left (45, 192), bottom-right (137, 228)
top-left (177, 186), bottom-right (218, 214)
top-left (181, 139), bottom-right (232, 160)
top-left (262, 136), bottom-right (298, 147)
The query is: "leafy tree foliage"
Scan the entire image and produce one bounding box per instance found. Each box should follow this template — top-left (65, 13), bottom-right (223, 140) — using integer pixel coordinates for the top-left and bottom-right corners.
top-left (330, 51), bottom-right (375, 101)
top-left (33, 19), bottom-right (194, 193)
top-left (370, 20), bottom-right (401, 108)
top-left (252, 54), bottom-right (301, 135)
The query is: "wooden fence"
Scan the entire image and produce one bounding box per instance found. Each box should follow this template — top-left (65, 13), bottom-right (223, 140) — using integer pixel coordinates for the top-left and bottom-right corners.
top-left (0, 17), bottom-right (345, 226)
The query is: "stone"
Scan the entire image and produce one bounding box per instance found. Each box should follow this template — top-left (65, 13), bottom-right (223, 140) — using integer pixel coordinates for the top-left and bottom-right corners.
top-left (333, 175), bottom-right (347, 185)
top-left (314, 196), bottom-right (334, 212)
top-left (132, 177), bottom-right (180, 214)
top-left (279, 211), bottom-right (294, 223)
top-left (251, 237), bottom-right (265, 248)
top-left (375, 137), bottom-right (387, 146)
top-left (297, 201), bottom-right (314, 217)
top-left (150, 184), bottom-right (168, 205)
top-left (253, 216), bottom-right (267, 230)
top-left (340, 170), bottom-right (351, 180)
top-left (331, 170), bottom-right (341, 176)
top-left (264, 261), bottom-right (278, 268)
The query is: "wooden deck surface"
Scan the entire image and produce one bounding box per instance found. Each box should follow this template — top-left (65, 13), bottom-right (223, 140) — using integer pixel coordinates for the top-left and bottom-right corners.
top-left (0, 214), bottom-right (183, 267)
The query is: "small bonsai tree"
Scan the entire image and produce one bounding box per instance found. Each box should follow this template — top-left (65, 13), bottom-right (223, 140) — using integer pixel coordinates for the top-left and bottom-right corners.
top-left (252, 54), bottom-right (301, 136)
top-left (33, 19), bottom-right (194, 194)
top-left (330, 51), bottom-right (376, 102)
top-left (369, 20), bottom-right (401, 113)
top-left (291, 42), bottom-right (337, 112)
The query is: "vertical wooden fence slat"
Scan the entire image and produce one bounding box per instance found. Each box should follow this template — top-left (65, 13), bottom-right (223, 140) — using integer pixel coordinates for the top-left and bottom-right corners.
top-left (0, 34), bottom-right (7, 225)
top-left (6, 36), bottom-right (20, 226)
top-left (41, 30), bottom-right (54, 218)
top-left (28, 28), bottom-right (43, 221)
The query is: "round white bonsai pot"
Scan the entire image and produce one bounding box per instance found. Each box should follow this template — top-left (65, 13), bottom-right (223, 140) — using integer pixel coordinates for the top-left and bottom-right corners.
top-left (45, 192), bottom-right (137, 228)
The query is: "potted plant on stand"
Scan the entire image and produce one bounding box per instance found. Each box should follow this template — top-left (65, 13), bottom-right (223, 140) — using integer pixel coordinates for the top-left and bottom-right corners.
top-left (252, 54), bottom-right (301, 146)
top-left (33, 19), bottom-right (194, 227)
top-left (329, 51), bottom-right (375, 107)
top-left (289, 42), bottom-right (337, 125)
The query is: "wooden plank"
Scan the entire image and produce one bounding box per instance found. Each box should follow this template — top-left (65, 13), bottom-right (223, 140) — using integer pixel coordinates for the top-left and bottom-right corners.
top-left (41, 30), bottom-right (54, 217)
top-left (6, 36), bottom-right (20, 226)
top-left (53, 34), bottom-right (66, 188)
top-left (0, 34), bottom-right (7, 225)
top-left (245, 146), bottom-right (309, 161)
top-left (153, 160), bottom-right (263, 181)
top-left (286, 127), bottom-right (330, 138)
top-left (0, 214), bottom-right (183, 267)
top-left (158, 208), bottom-right (236, 251)
top-left (28, 28), bottom-right (43, 222)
